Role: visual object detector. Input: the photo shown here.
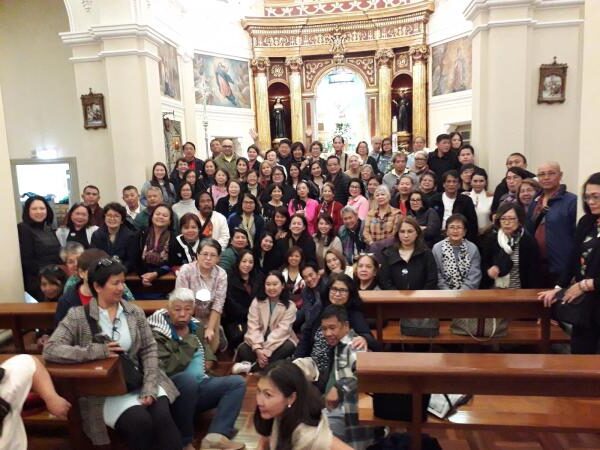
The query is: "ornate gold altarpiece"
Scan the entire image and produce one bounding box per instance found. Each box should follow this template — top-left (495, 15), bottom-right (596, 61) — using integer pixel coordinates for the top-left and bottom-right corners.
top-left (243, 1), bottom-right (434, 151)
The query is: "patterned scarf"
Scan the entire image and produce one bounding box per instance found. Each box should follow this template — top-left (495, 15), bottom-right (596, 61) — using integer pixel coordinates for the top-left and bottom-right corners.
top-left (495, 228), bottom-right (523, 288)
top-left (142, 228), bottom-right (170, 266)
top-left (441, 238), bottom-right (471, 290)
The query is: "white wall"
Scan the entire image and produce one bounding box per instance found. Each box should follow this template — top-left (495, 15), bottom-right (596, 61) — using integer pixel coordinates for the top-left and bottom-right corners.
top-left (427, 0), bottom-right (473, 145)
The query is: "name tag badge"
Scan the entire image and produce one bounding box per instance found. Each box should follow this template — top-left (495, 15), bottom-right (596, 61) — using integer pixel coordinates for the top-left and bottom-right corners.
top-left (196, 288), bottom-right (211, 302)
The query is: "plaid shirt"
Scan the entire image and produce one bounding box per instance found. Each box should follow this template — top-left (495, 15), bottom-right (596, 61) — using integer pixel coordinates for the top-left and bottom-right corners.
top-left (363, 205), bottom-right (402, 245)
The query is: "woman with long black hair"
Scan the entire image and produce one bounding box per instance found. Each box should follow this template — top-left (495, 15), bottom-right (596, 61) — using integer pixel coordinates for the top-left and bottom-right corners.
top-left (141, 162), bottom-right (176, 206)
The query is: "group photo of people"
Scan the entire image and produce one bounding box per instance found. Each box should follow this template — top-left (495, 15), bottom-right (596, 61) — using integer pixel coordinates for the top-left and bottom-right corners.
top-left (11, 131), bottom-right (600, 450)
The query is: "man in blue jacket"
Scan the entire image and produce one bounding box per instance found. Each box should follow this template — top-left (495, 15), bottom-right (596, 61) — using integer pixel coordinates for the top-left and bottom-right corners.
top-left (526, 161), bottom-right (577, 287)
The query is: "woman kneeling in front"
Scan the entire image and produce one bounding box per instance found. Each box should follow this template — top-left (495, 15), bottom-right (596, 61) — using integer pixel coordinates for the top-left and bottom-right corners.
top-left (255, 360), bottom-right (352, 450)
top-left (43, 257), bottom-right (182, 450)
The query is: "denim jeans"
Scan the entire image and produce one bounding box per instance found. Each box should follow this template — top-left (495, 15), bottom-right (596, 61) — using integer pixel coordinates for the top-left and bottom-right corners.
top-left (171, 372), bottom-right (246, 445)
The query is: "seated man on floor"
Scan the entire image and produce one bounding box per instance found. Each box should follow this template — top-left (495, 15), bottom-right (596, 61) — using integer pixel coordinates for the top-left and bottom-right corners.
top-left (320, 305), bottom-right (381, 450)
top-left (147, 287), bottom-right (246, 450)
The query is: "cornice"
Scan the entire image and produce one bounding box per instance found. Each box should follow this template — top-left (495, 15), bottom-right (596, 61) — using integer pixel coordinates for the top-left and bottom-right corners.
top-left (464, 0), bottom-right (584, 21)
top-left (60, 23), bottom-right (167, 47)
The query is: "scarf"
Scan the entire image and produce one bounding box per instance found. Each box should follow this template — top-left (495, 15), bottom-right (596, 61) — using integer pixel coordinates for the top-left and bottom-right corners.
top-left (495, 228), bottom-right (523, 288)
top-left (441, 238), bottom-right (471, 290)
top-left (176, 234), bottom-right (199, 264)
top-left (142, 228), bottom-right (170, 266)
top-left (198, 213), bottom-right (214, 239)
top-left (240, 213), bottom-right (256, 248)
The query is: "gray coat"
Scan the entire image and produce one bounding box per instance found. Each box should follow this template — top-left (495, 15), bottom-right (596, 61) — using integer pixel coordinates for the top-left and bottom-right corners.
top-left (43, 299), bottom-right (179, 446)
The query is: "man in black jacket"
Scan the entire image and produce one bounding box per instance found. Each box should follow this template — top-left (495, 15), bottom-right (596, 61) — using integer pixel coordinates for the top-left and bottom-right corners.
top-left (491, 152), bottom-right (536, 214)
top-left (326, 155), bottom-right (350, 204)
top-left (429, 170), bottom-right (479, 243)
top-left (427, 134), bottom-right (461, 191)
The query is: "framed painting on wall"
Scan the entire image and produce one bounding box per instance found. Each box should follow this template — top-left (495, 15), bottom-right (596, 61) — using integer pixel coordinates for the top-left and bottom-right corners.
top-left (192, 54), bottom-right (251, 108)
top-left (81, 89), bottom-right (106, 129)
top-left (158, 43), bottom-right (181, 101)
top-left (163, 117), bottom-right (182, 171)
top-left (538, 58), bottom-right (567, 104)
top-left (431, 36), bottom-right (472, 96)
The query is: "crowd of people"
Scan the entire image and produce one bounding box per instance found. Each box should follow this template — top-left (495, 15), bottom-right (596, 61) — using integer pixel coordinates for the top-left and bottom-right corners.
top-left (13, 133), bottom-right (600, 449)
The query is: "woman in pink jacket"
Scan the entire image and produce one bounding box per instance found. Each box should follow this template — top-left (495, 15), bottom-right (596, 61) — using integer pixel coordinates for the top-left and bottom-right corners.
top-left (288, 181), bottom-right (320, 235)
top-left (232, 271), bottom-right (298, 374)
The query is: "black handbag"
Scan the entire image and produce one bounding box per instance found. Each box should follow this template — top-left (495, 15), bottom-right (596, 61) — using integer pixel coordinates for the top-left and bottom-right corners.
top-left (372, 393), bottom-right (430, 422)
top-left (551, 288), bottom-right (595, 328)
top-left (84, 305), bottom-right (144, 392)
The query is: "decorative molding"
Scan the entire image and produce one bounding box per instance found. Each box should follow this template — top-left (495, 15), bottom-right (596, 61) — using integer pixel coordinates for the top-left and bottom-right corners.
top-left (393, 51), bottom-right (411, 74)
top-left (346, 56), bottom-right (377, 86)
top-left (264, 0), bottom-right (412, 17)
top-left (409, 45), bottom-right (429, 63)
top-left (243, 3), bottom-right (434, 54)
top-left (250, 57), bottom-right (271, 74)
top-left (469, 18), bottom-right (584, 38)
top-left (464, 0), bottom-right (584, 20)
top-left (60, 23), bottom-right (166, 47)
top-left (428, 89), bottom-right (473, 107)
top-left (81, 0), bottom-right (93, 12)
top-left (375, 48), bottom-right (394, 67)
top-left (98, 49), bottom-right (161, 62)
top-left (285, 56), bottom-right (303, 72)
top-left (302, 59), bottom-right (335, 91)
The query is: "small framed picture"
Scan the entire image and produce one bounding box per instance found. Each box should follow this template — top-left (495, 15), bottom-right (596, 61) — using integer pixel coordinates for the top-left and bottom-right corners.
top-left (81, 89), bottom-right (107, 129)
top-left (538, 58), bottom-right (567, 104)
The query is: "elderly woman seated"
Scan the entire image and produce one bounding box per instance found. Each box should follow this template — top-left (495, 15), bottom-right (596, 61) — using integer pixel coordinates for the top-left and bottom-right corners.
top-left (147, 288), bottom-right (246, 450)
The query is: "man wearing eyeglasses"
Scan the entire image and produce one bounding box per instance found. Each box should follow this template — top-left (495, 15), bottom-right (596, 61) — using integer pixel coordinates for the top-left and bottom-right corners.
top-left (214, 139), bottom-right (238, 179)
top-left (525, 162), bottom-right (577, 287)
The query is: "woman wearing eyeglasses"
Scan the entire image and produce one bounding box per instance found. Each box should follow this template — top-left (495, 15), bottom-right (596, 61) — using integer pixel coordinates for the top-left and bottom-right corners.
top-left (481, 203), bottom-right (540, 289)
top-left (432, 214), bottom-right (482, 290)
top-left (44, 258), bottom-right (182, 450)
top-left (293, 274), bottom-right (379, 390)
top-left (539, 172), bottom-right (600, 354)
top-left (176, 238), bottom-right (227, 353)
top-left (406, 191), bottom-right (441, 248)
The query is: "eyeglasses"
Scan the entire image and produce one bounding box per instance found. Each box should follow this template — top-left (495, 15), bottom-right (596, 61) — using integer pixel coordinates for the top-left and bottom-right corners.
top-left (410, 198), bottom-right (423, 202)
top-left (499, 217), bottom-right (518, 223)
top-left (111, 317), bottom-right (121, 341)
top-left (96, 256), bottom-right (121, 269)
top-left (447, 225), bottom-right (464, 231)
top-left (199, 252), bottom-right (218, 259)
top-left (584, 194), bottom-right (600, 203)
top-left (330, 287), bottom-right (349, 295)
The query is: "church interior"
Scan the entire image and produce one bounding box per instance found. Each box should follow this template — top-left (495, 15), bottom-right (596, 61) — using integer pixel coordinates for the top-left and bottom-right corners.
top-left (1, 0), bottom-right (600, 449)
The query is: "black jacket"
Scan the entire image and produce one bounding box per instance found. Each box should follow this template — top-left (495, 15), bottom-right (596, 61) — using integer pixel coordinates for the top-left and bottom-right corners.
top-left (91, 226), bottom-right (138, 273)
top-left (327, 172), bottom-right (351, 205)
top-left (18, 222), bottom-right (62, 298)
top-left (407, 208), bottom-right (441, 247)
top-left (430, 193), bottom-right (479, 243)
top-left (491, 169), bottom-right (536, 214)
top-left (55, 281), bottom-right (84, 327)
top-left (254, 240), bottom-right (286, 274)
top-left (259, 183), bottom-right (296, 206)
top-left (215, 196), bottom-right (241, 219)
top-left (135, 229), bottom-right (177, 276)
top-left (480, 229), bottom-right (541, 288)
top-left (277, 234), bottom-right (317, 267)
top-left (558, 214), bottom-right (600, 292)
top-left (427, 151), bottom-right (461, 191)
top-left (379, 245), bottom-right (438, 290)
top-left (223, 270), bottom-right (264, 326)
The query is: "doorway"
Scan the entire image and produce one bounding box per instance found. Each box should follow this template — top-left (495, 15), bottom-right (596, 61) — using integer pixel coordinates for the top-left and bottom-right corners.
top-left (11, 158), bottom-right (79, 225)
top-left (315, 67), bottom-right (369, 153)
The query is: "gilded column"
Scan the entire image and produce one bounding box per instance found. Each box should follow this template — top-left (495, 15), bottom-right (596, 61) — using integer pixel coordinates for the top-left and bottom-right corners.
top-left (286, 56), bottom-right (304, 143)
top-left (375, 49), bottom-right (394, 138)
top-left (251, 57), bottom-right (271, 153)
top-left (410, 45), bottom-right (429, 141)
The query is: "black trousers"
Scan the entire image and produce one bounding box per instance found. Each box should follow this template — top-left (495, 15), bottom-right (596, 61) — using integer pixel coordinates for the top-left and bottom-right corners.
top-left (114, 396), bottom-right (182, 450)
top-left (236, 340), bottom-right (296, 368)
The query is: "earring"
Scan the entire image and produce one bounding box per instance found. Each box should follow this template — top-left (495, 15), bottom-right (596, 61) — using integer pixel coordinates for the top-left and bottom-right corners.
top-left (287, 404), bottom-right (292, 409)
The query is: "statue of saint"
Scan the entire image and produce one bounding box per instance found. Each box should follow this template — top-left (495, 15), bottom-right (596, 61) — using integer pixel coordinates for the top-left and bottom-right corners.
top-left (271, 97), bottom-right (287, 139)
top-left (397, 94), bottom-right (411, 133)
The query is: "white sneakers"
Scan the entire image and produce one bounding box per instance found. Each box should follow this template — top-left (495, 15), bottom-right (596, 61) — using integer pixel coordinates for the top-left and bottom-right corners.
top-left (200, 433), bottom-right (245, 450)
top-left (231, 361), bottom-right (253, 375)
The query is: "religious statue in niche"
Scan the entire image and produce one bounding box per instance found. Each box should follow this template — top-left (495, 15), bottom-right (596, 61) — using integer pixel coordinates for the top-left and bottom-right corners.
top-left (392, 91), bottom-right (412, 133)
top-left (271, 97), bottom-right (288, 139)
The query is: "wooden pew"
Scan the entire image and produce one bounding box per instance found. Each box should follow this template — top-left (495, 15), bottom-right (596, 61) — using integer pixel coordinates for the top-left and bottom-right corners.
top-left (0, 354), bottom-right (126, 450)
top-left (357, 352), bottom-right (600, 450)
top-left (125, 273), bottom-right (176, 295)
top-left (0, 301), bottom-right (169, 353)
top-left (360, 289), bottom-right (569, 352)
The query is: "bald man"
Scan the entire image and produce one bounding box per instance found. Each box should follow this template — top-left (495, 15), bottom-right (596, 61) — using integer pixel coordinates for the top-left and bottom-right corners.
top-left (525, 161), bottom-right (577, 287)
top-left (213, 138), bottom-right (238, 179)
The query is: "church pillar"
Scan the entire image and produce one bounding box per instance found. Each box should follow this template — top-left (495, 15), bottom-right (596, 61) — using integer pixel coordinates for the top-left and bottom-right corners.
top-left (286, 56), bottom-right (304, 143)
top-left (0, 84), bottom-right (24, 301)
top-left (251, 57), bottom-right (271, 153)
top-left (410, 45), bottom-right (429, 141)
top-left (375, 49), bottom-right (394, 138)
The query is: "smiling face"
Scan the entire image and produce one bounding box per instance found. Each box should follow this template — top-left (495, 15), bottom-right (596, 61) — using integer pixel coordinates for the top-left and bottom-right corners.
top-left (289, 165), bottom-right (300, 180)
top-left (260, 235), bottom-right (274, 252)
top-left (183, 143), bottom-right (196, 160)
top-left (327, 158), bottom-right (340, 176)
top-left (237, 160), bottom-right (248, 175)
top-left (374, 189), bottom-right (389, 207)
top-left (271, 186), bottom-right (283, 202)
top-left (265, 274), bottom-right (284, 299)
top-left (94, 273), bottom-right (125, 304)
top-left (471, 174), bottom-right (487, 193)
top-left (232, 231), bottom-right (249, 250)
top-left (274, 212), bottom-right (286, 228)
top-left (420, 174), bottom-right (435, 192)
top-left (367, 178), bottom-right (380, 195)
top-left (247, 147), bottom-right (258, 161)
top-left (325, 252), bottom-right (342, 273)
top-left (408, 193), bottom-right (423, 212)
top-left (71, 206), bottom-right (89, 229)
top-left (215, 171), bottom-right (228, 186)
top-left (204, 161), bottom-right (216, 177)
top-left (322, 185), bottom-right (334, 202)
top-left (356, 256), bottom-right (376, 283)
top-left (289, 216), bottom-right (305, 236)
top-left (238, 252), bottom-right (254, 276)
top-left (348, 180), bottom-right (362, 198)
top-left (272, 170), bottom-right (285, 184)
top-left (197, 244), bottom-right (219, 271)
top-left (333, 137), bottom-right (344, 153)
top-left (104, 208), bottom-right (123, 230)
top-left (317, 217), bottom-right (332, 235)
top-left (451, 134), bottom-right (462, 149)
top-left (28, 199), bottom-right (48, 223)
top-left (181, 220), bottom-right (199, 242)
top-left (287, 250), bottom-right (302, 268)
top-left (460, 168), bottom-right (474, 185)
top-left (301, 265), bottom-right (320, 289)
top-left (296, 182), bottom-right (308, 199)
top-left (153, 164), bottom-right (166, 180)
top-left (349, 155), bottom-right (361, 170)
top-left (398, 178), bottom-right (413, 195)
top-left (152, 206), bottom-right (171, 229)
top-left (310, 144), bottom-right (321, 158)
top-left (446, 219), bottom-right (466, 245)
top-left (180, 184), bottom-right (193, 201)
top-left (328, 280), bottom-right (350, 305)
top-left (322, 315), bottom-right (349, 347)
top-left (242, 196), bottom-right (255, 214)
top-left (356, 142), bottom-right (368, 158)
top-left (585, 183), bottom-right (600, 215)
top-left (310, 162), bottom-right (322, 178)
top-left (518, 183), bottom-right (536, 206)
top-left (185, 171), bottom-right (197, 185)
top-left (40, 276), bottom-right (62, 301)
top-left (228, 182), bottom-right (241, 198)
